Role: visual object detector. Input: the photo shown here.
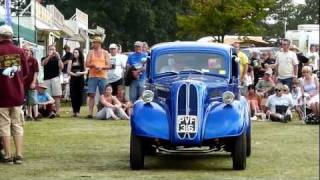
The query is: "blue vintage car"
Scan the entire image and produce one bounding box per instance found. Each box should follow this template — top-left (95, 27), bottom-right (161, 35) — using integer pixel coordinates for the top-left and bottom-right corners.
top-left (130, 42), bottom-right (251, 170)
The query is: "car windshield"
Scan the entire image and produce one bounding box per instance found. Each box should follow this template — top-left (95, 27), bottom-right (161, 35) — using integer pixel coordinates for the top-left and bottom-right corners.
top-left (155, 53), bottom-right (227, 76)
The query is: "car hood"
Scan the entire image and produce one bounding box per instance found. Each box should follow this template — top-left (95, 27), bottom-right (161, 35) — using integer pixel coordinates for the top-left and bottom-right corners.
top-left (153, 74), bottom-right (229, 88)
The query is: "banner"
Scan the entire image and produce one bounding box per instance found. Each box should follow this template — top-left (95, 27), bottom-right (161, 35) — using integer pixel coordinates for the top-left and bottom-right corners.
top-left (4, 0), bottom-right (12, 26)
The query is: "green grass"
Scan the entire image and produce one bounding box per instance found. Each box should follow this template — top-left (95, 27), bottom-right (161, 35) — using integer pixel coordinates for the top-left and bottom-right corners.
top-left (0, 106), bottom-right (318, 180)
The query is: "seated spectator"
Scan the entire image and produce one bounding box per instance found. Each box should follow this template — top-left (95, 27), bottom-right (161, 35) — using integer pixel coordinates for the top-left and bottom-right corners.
top-left (247, 85), bottom-right (261, 120)
top-left (96, 85), bottom-right (129, 120)
top-left (291, 79), bottom-right (303, 120)
top-left (300, 66), bottom-right (319, 117)
top-left (115, 85), bottom-right (132, 117)
top-left (255, 68), bottom-right (275, 98)
top-left (243, 66), bottom-right (254, 95)
top-left (37, 84), bottom-right (56, 119)
top-left (265, 83), bottom-right (293, 123)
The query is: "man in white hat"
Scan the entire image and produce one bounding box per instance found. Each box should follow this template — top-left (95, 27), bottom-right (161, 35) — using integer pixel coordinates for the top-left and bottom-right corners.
top-left (106, 43), bottom-right (127, 95)
top-left (0, 24), bottom-right (29, 164)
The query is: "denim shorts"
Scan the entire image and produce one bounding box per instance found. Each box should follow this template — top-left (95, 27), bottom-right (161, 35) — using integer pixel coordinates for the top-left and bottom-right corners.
top-left (26, 89), bottom-right (38, 105)
top-left (87, 77), bottom-right (107, 95)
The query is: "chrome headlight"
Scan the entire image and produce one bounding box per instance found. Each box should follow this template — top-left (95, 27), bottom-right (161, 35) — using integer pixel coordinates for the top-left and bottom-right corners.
top-left (222, 91), bottom-right (235, 104)
top-left (142, 90), bottom-right (154, 103)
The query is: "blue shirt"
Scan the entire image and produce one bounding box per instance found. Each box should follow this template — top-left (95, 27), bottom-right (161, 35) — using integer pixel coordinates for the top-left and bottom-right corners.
top-left (37, 92), bottom-right (51, 103)
top-left (127, 52), bottom-right (147, 80)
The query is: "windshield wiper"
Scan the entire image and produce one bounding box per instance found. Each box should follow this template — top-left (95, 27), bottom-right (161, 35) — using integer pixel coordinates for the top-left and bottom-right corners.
top-left (179, 69), bottom-right (203, 74)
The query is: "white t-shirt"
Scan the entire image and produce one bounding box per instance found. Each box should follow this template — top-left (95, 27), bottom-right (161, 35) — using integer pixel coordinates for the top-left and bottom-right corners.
top-left (291, 87), bottom-right (302, 106)
top-left (266, 94), bottom-right (293, 113)
top-left (306, 52), bottom-right (319, 71)
top-left (107, 54), bottom-right (128, 83)
top-left (275, 51), bottom-right (299, 79)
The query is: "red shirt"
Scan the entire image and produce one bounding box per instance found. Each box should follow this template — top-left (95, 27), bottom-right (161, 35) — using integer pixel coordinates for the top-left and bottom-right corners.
top-left (24, 56), bottom-right (39, 90)
top-left (0, 40), bottom-right (29, 107)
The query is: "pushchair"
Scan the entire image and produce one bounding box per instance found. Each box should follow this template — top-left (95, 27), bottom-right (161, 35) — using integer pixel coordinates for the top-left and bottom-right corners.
top-left (302, 93), bottom-right (319, 125)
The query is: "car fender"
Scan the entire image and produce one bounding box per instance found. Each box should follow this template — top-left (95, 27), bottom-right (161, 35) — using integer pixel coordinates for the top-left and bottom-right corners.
top-left (203, 96), bottom-right (249, 139)
top-left (131, 100), bottom-right (170, 140)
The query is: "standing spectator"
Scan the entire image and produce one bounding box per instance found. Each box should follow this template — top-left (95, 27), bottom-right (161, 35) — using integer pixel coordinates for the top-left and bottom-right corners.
top-left (41, 45), bottom-right (63, 116)
top-left (265, 83), bottom-right (293, 123)
top-left (62, 45), bottom-right (73, 74)
top-left (300, 66), bottom-right (319, 117)
top-left (107, 43), bottom-right (127, 95)
top-left (250, 50), bottom-right (263, 86)
top-left (85, 36), bottom-right (111, 118)
top-left (96, 85), bottom-right (129, 120)
top-left (61, 45), bottom-right (73, 100)
top-left (275, 39), bottom-right (298, 90)
top-left (127, 41), bottom-right (147, 102)
top-left (22, 44), bottom-right (40, 121)
top-left (115, 85), bottom-right (132, 117)
top-left (67, 48), bottom-right (86, 117)
top-left (142, 42), bottom-right (150, 56)
top-left (307, 45), bottom-right (319, 72)
top-left (232, 42), bottom-right (249, 86)
top-left (289, 45), bottom-right (309, 78)
top-left (37, 84), bottom-right (56, 119)
top-left (0, 25), bottom-right (29, 164)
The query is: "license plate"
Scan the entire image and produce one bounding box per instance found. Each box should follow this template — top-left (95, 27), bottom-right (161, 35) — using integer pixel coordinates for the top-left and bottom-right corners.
top-left (176, 115), bottom-right (198, 139)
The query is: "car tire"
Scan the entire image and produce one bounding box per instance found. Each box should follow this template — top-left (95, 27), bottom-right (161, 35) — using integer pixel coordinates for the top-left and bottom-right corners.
top-left (130, 131), bottom-right (145, 170)
top-left (246, 117), bottom-right (251, 157)
top-left (232, 131), bottom-right (246, 170)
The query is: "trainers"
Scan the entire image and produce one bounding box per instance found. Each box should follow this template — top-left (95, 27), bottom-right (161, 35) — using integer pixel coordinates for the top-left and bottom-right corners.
top-left (25, 116), bottom-right (34, 121)
top-left (251, 116), bottom-right (257, 121)
top-left (2, 156), bottom-right (13, 164)
top-left (13, 156), bottom-right (23, 164)
top-left (49, 113), bottom-right (56, 119)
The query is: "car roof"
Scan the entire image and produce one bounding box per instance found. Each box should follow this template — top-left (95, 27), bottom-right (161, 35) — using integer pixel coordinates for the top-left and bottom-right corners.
top-left (151, 41), bottom-right (233, 52)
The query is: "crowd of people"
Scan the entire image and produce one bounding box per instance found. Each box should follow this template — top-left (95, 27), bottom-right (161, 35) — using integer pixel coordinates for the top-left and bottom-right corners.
top-left (0, 23), bottom-right (319, 164)
top-left (235, 40), bottom-right (319, 123)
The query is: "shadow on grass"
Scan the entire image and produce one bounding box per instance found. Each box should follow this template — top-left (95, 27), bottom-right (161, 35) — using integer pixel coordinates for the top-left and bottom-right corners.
top-left (89, 153), bottom-right (234, 172)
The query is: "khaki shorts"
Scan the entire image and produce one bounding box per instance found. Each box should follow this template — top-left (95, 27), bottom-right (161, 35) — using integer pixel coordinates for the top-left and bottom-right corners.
top-left (0, 106), bottom-right (24, 136)
top-left (44, 76), bottom-right (62, 97)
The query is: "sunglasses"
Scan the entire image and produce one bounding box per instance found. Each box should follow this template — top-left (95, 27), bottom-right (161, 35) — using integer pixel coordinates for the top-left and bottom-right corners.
top-left (282, 44), bottom-right (290, 46)
top-left (275, 89), bottom-right (282, 92)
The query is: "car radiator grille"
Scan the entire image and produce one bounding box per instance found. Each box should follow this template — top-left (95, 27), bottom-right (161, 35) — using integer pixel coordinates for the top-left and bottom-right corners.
top-left (177, 84), bottom-right (198, 116)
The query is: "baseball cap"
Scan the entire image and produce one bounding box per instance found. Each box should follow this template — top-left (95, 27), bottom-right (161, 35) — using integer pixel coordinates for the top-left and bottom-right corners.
top-left (109, 43), bottom-right (118, 49)
top-left (38, 84), bottom-right (48, 89)
top-left (0, 25), bottom-right (13, 36)
top-left (265, 68), bottom-right (273, 75)
top-left (134, 41), bottom-right (143, 47)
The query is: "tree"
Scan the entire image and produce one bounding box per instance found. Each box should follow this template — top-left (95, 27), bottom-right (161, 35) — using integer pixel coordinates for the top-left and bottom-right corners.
top-left (46, 0), bottom-right (180, 51)
top-left (177, 0), bottom-right (275, 42)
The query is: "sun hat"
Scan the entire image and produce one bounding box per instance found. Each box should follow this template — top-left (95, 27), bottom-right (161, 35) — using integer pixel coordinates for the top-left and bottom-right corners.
top-left (0, 25), bottom-right (13, 36)
top-left (92, 36), bottom-right (103, 44)
top-left (38, 84), bottom-right (48, 89)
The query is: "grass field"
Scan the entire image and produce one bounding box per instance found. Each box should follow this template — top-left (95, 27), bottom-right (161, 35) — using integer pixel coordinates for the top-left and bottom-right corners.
top-left (0, 106), bottom-right (319, 180)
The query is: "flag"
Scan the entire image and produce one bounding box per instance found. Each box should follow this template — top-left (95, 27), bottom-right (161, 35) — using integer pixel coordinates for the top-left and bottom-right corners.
top-left (4, 0), bottom-right (12, 26)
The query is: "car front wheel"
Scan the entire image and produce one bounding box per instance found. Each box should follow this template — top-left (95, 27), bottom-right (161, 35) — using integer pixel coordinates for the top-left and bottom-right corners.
top-left (232, 131), bottom-right (247, 170)
top-left (130, 131), bottom-right (145, 170)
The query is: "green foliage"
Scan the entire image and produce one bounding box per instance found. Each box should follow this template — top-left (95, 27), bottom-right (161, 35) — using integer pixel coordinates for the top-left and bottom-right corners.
top-left (177, 0), bottom-right (275, 42)
top-left (264, 0), bottom-right (319, 39)
top-left (46, 0), bottom-right (179, 50)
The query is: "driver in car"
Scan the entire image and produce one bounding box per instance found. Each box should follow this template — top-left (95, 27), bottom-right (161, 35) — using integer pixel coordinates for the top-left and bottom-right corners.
top-left (160, 57), bottom-right (180, 73)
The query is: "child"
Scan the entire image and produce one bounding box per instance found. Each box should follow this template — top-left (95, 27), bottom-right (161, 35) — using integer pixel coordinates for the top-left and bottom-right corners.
top-left (37, 84), bottom-right (56, 119)
top-left (247, 85), bottom-right (262, 120)
top-left (115, 85), bottom-right (132, 118)
top-left (291, 79), bottom-right (303, 120)
top-left (96, 85), bottom-right (129, 120)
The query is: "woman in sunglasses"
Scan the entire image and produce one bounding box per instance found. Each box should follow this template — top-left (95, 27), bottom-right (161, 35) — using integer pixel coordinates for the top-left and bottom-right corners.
top-left (265, 83), bottom-right (293, 123)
